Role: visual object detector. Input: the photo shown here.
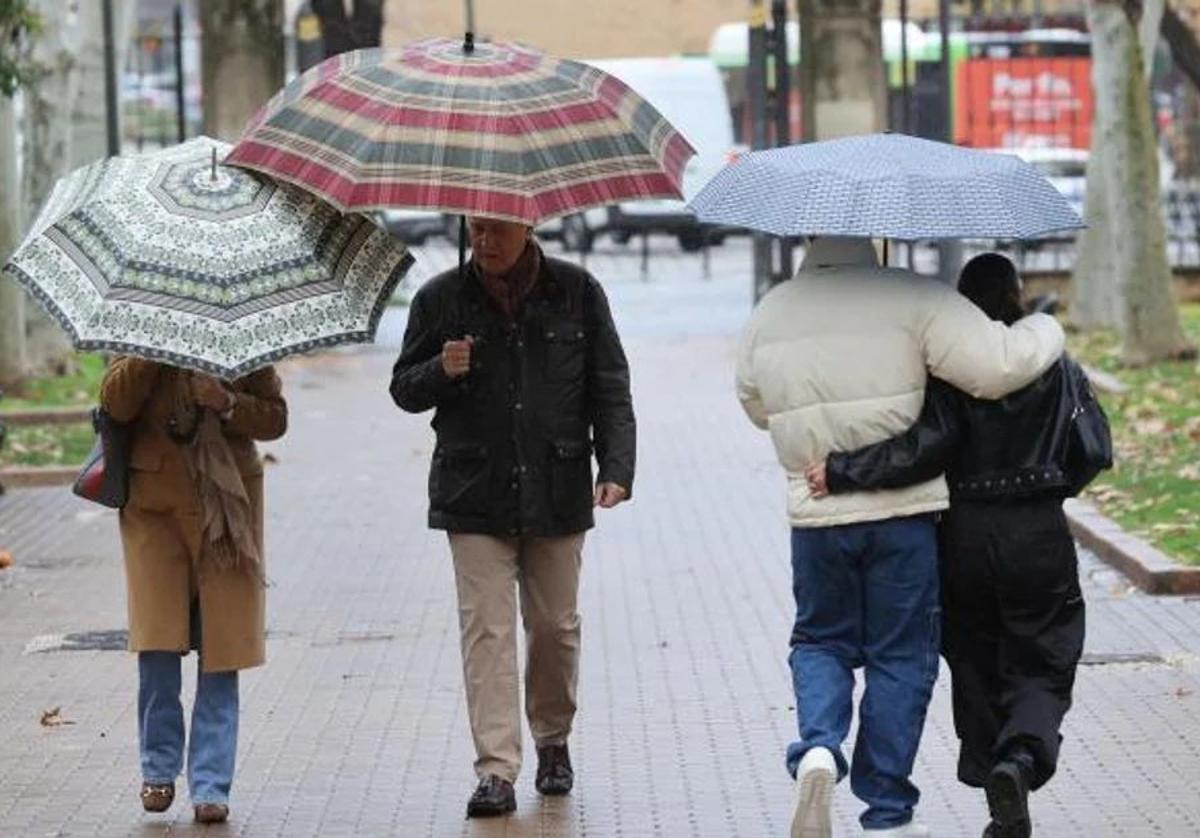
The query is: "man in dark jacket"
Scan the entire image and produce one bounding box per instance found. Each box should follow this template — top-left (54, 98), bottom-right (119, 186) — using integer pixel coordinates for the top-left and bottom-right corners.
top-left (806, 253), bottom-right (1109, 838)
top-left (390, 216), bottom-right (635, 818)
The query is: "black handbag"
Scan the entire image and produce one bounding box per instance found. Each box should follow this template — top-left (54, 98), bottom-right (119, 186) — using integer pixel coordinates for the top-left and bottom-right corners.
top-left (72, 407), bottom-right (132, 509)
top-left (1061, 358), bottom-right (1114, 496)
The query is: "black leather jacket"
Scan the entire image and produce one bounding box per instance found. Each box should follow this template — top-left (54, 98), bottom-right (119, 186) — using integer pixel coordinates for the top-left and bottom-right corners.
top-left (827, 357), bottom-right (1094, 502)
top-left (390, 254), bottom-right (635, 537)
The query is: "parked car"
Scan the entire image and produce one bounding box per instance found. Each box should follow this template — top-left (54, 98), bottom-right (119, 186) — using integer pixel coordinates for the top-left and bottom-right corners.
top-left (557, 56), bottom-right (744, 253)
top-left (380, 209), bottom-right (449, 245)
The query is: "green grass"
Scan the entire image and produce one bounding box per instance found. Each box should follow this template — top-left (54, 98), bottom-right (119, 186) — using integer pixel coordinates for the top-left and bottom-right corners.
top-left (0, 354), bottom-right (103, 469)
top-left (1068, 304), bottom-right (1200, 565)
top-left (0, 354), bottom-right (105, 410)
top-left (0, 422), bottom-right (94, 468)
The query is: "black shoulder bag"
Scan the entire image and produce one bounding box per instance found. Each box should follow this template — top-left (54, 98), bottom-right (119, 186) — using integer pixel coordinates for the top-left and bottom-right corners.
top-left (1062, 359), bottom-right (1114, 496)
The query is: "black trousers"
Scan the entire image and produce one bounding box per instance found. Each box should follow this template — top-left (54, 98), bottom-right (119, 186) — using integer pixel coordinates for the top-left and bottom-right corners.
top-left (939, 498), bottom-right (1086, 791)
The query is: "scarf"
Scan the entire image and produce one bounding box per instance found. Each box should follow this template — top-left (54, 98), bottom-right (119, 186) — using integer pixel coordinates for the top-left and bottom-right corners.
top-left (171, 374), bottom-right (263, 584)
top-left (476, 241), bottom-right (541, 320)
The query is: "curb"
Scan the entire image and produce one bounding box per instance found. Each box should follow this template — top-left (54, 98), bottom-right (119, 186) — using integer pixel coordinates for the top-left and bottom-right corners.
top-left (1065, 499), bottom-right (1200, 595)
top-left (0, 466), bottom-right (77, 490)
top-left (0, 407), bottom-right (92, 426)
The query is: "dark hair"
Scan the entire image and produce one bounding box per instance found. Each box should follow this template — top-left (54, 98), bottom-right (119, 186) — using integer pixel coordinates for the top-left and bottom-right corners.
top-left (957, 252), bottom-right (1024, 325)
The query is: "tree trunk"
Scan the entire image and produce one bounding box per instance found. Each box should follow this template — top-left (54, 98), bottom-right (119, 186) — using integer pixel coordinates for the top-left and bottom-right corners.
top-left (0, 95), bottom-right (28, 386)
top-left (1070, 142), bottom-right (1120, 330)
top-left (1139, 0), bottom-right (1165, 77)
top-left (1090, 1), bottom-right (1195, 365)
top-left (20, 0), bottom-right (86, 376)
top-left (801, 1), bottom-right (886, 140)
top-left (201, 0), bottom-right (286, 141)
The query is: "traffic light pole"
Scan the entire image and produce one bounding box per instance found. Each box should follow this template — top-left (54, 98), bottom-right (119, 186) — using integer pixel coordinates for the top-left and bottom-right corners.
top-left (748, 2), bottom-right (774, 302)
top-left (102, 0), bottom-right (120, 156)
top-left (770, 0), bottom-right (793, 281)
top-left (937, 0), bottom-right (963, 284)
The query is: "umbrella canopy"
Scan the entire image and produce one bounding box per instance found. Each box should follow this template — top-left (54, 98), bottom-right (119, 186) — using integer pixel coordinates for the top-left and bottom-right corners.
top-left (224, 37), bottom-right (697, 224)
top-left (687, 133), bottom-right (1085, 241)
top-left (3, 137), bottom-right (414, 379)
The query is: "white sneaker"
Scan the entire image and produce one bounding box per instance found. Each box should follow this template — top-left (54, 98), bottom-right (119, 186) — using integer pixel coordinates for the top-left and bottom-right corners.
top-left (862, 821), bottom-right (931, 837)
top-left (791, 747), bottom-right (836, 838)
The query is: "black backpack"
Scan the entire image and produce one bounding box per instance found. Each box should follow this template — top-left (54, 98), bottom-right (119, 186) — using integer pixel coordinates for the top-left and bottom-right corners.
top-left (1061, 358), bottom-right (1114, 496)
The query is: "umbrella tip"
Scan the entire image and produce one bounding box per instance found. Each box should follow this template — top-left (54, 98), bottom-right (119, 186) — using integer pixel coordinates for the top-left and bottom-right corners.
top-left (463, 31), bottom-right (475, 54)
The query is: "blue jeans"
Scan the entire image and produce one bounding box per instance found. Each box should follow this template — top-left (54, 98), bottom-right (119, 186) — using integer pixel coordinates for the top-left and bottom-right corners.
top-left (785, 515), bottom-right (940, 830)
top-left (138, 652), bottom-right (239, 805)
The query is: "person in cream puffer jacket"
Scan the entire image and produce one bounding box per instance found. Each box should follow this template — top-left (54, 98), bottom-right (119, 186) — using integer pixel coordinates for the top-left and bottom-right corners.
top-left (739, 236), bottom-right (1064, 838)
top-left (737, 237), bottom-right (1065, 527)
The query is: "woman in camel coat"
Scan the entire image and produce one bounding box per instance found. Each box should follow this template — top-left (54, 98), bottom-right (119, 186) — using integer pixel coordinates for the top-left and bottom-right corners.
top-left (100, 357), bottom-right (286, 824)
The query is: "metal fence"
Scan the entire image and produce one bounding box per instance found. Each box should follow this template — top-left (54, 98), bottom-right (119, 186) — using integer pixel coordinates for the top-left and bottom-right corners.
top-left (122, 4), bottom-right (199, 152)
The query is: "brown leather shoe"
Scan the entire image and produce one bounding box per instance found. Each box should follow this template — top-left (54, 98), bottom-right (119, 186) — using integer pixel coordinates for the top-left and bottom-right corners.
top-left (140, 782), bottom-right (174, 813)
top-left (465, 775), bottom-right (516, 818)
top-left (535, 744), bottom-right (574, 796)
top-left (194, 803), bottom-right (229, 824)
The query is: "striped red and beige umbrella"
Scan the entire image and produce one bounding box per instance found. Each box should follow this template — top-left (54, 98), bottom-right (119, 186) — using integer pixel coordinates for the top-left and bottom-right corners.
top-left (225, 36), bottom-right (696, 224)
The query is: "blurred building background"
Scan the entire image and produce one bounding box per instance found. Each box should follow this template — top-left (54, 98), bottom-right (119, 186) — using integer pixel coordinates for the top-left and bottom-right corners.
top-left (69, 0), bottom-right (1200, 272)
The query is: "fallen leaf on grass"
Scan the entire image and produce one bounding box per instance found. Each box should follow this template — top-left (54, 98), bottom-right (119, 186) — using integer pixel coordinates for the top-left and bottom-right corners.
top-left (1087, 485), bottom-right (1132, 505)
top-left (1150, 523), bottom-right (1190, 534)
top-left (0, 550), bottom-right (12, 570)
top-left (1130, 399), bottom-right (1164, 420)
top-left (1183, 416), bottom-right (1200, 443)
top-left (40, 707), bottom-right (75, 727)
top-left (1149, 383), bottom-right (1184, 403)
top-left (1177, 464), bottom-right (1200, 481)
top-left (1132, 418), bottom-right (1169, 436)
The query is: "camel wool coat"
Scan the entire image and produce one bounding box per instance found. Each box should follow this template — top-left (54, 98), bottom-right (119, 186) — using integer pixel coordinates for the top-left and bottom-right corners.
top-left (100, 357), bottom-right (287, 672)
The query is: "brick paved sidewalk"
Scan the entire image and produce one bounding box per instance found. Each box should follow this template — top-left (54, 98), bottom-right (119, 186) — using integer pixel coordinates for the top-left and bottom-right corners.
top-left (1, 242), bottom-right (1199, 837)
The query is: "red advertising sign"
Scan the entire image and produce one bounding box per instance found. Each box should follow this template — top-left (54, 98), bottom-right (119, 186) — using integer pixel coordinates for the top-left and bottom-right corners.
top-left (955, 57), bottom-right (1093, 150)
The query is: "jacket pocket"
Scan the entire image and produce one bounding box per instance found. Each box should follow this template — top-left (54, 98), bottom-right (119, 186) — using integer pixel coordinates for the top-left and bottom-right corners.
top-left (543, 324), bottom-right (586, 382)
top-left (430, 442), bottom-right (489, 517)
top-left (549, 439), bottom-right (593, 519)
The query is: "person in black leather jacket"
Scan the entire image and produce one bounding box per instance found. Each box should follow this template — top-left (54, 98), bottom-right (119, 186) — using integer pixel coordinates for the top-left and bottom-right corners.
top-left (806, 253), bottom-right (1095, 838)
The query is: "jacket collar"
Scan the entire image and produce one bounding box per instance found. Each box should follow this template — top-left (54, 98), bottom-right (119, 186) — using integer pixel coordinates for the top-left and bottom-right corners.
top-left (457, 250), bottom-right (566, 317)
top-left (801, 236), bottom-right (879, 270)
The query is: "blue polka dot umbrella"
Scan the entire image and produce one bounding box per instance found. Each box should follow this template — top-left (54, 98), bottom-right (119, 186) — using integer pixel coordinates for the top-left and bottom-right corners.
top-left (687, 133), bottom-right (1085, 241)
top-left (3, 136), bottom-right (414, 379)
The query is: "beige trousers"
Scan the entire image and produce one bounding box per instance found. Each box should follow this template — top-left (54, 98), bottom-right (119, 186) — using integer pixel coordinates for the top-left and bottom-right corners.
top-left (448, 533), bottom-right (585, 783)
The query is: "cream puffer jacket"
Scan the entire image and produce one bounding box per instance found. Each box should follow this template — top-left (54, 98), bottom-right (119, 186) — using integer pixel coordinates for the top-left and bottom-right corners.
top-left (736, 238), bottom-right (1066, 529)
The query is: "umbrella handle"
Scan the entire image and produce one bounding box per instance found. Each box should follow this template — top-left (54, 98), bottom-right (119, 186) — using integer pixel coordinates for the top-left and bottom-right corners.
top-left (463, 31), bottom-right (475, 54)
top-left (458, 215), bottom-right (467, 284)
top-left (210, 148), bottom-right (217, 182)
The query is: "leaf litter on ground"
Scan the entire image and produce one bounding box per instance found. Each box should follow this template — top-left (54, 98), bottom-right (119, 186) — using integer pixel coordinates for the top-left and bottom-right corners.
top-left (40, 707), bottom-right (75, 727)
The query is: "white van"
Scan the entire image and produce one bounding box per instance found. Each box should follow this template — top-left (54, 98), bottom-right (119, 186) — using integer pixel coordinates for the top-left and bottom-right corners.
top-left (554, 56), bottom-right (741, 253)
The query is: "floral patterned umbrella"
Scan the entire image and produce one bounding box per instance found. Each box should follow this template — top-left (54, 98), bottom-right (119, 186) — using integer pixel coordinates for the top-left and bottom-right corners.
top-left (3, 137), bottom-right (413, 379)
